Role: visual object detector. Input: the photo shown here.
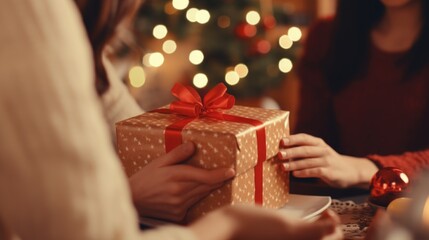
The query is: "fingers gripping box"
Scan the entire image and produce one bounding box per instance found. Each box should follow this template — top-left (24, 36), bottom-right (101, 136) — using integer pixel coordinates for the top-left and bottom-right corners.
top-left (116, 105), bottom-right (290, 222)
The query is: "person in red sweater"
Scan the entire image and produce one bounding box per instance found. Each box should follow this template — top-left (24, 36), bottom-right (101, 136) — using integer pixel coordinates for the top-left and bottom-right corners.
top-left (278, 0), bottom-right (429, 189)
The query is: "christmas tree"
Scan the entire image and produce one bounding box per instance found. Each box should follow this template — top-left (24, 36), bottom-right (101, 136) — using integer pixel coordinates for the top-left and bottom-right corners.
top-left (132, 0), bottom-right (302, 98)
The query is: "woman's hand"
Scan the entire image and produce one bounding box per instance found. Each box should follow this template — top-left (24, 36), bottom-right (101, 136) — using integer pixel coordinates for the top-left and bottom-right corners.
top-left (189, 206), bottom-right (343, 240)
top-left (129, 142), bottom-right (235, 222)
top-left (278, 133), bottom-right (378, 188)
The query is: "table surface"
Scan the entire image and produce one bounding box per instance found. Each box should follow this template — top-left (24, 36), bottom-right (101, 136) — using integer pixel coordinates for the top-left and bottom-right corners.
top-left (140, 179), bottom-right (376, 239)
top-left (290, 176), bottom-right (370, 201)
top-left (331, 199), bottom-right (375, 239)
top-left (290, 178), bottom-right (375, 239)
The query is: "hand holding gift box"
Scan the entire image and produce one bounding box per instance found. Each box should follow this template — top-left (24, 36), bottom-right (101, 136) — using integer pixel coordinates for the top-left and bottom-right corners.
top-left (116, 83), bottom-right (290, 222)
top-left (126, 141), bottom-right (235, 222)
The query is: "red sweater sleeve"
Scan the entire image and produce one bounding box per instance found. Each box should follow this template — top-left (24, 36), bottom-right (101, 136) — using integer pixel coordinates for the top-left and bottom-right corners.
top-left (295, 19), bottom-right (338, 147)
top-left (368, 151), bottom-right (429, 178)
top-left (296, 18), bottom-right (429, 180)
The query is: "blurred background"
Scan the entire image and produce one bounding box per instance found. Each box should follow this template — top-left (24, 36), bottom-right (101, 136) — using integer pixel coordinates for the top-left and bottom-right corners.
top-left (108, 0), bottom-right (337, 128)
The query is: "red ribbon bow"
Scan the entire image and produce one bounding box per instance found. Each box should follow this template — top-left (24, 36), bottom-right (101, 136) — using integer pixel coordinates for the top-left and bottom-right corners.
top-left (169, 83), bottom-right (235, 118)
top-left (153, 83), bottom-right (266, 205)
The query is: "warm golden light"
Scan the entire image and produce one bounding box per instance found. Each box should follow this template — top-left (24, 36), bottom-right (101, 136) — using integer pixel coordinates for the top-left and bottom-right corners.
top-left (193, 73), bottom-right (208, 88)
top-left (189, 50), bottom-right (204, 65)
top-left (129, 66), bottom-right (146, 88)
top-left (162, 40), bottom-right (177, 54)
top-left (387, 197), bottom-right (412, 218)
top-left (225, 71), bottom-right (240, 86)
top-left (186, 8), bottom-right (198, 22)
top-left (196, 9), bottom-right (210, 24)
top-left (172, 0), bottom-right (189, 10)
top-left (288, 26), bottom-right (302, 42)
top-left (234, 63), bottom-right (249, 78)
top-left (423, 197), bottom-right (429, 227)
top-left (217, 16), bottom-right (231, 28)
top-left (279, 58), bottom-right (293, 73)
top-left (246, 10), bottom-right (261, 25)
top-left (142, 53), bottom-right (151, 67)
top-left (279, 35), bottom-right (293, 49)
top-left (153, 24), bottom-right (168, 39)
top-left (148, 52), bottom-right (165, 67)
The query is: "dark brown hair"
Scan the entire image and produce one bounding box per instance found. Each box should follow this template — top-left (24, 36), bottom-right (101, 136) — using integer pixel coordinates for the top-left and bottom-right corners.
top-left (75, 0), bottom-right (140, 94)
top-left (325, 0), bottom-right (429, 93)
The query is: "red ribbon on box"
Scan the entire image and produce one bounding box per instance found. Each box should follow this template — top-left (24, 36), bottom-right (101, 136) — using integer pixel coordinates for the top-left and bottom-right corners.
top-left (153, 83), bottom-right (266, 205)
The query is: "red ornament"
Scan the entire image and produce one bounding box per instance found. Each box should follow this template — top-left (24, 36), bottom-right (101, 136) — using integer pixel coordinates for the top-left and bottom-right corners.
top-left (249, 39), bottom-right (271, 55)
top-left (369, 167), bottom-right (410, 207)
top-left (235, 23), bottom-right (257, 39)
top-left (262, 15), bottom-right (277, 29)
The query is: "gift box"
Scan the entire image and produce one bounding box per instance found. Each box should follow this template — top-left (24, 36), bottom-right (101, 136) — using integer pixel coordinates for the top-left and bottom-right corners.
top-left (116, 83), bottom-right (290, 222)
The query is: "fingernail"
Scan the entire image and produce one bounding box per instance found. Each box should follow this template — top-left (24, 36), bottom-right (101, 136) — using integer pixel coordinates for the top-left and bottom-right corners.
top-left (281, 138), bottom-right (290, 147)
top-left (283, 163), bottom-right (289, 170)
top-left (224, 168), bottom-right (235, 178)
top-left (277, 151), bottom-right (287, 159)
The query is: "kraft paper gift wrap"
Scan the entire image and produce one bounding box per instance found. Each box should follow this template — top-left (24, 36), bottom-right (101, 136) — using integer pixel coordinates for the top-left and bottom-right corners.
top-left (115, 83), bottom-right (290, 222)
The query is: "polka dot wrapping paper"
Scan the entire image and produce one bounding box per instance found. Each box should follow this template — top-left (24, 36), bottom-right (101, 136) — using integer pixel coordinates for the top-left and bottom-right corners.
top-left (116, 105), bottom-right (290, 222)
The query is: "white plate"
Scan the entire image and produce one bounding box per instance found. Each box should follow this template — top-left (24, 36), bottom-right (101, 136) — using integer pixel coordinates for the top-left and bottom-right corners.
top-left (140, 194), bottom-right (331, 226)
top-left (279, 194), bottom-right (332, 221)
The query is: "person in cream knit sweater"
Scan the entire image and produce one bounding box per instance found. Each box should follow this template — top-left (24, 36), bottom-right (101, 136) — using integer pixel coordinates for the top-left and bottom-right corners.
top-left (0, 1), bottom-right (342, 239)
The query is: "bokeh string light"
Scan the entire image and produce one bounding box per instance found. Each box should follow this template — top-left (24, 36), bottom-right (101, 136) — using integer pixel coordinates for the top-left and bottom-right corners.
top-left (234, 63), bottom-right (249, 78)
top-left (278, 58), bottom-right (293, 73)
top-left (172, 0), bottom-right (189, 10)
top-left (162, 40), bottom-right (177, 54)
top-left (131, 1), bottom-right (302, 93)
top-left (246, 10), bottom-right (261, 25)
top-left (193, 73), bottom-right (208, 88)
top-left (225, 70), bottom-right (240, 86)
top-left (152, 24), bottom-right (168, 39)
top-left (279, 35), bottom-right (293, 49)
top-left (186, 8), bottom-right (198, 22)
top-left (129, 66), bottom-right (146, 88)
top-left (288, 26), bottom-right (302, 42)
top-left (189, 50), bottom-right (204, 65)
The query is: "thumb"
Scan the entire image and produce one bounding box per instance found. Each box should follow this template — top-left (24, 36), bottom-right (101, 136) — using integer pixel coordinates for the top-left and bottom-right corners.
top-left (158, 141), bottom-right (196, 166)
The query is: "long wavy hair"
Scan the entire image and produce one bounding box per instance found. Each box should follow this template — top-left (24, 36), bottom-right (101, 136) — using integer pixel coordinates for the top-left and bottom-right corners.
top-left (325, 0), bottom-right (429, 93)
top-left (74, 0), bottom-right (141, 94)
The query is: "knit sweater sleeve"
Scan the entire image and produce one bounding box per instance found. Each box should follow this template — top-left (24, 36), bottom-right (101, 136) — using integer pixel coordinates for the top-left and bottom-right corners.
top-left (0, 1), bottom-right (196, 240)
top-left (367, 150), bottom-right (429, 178)
top-left (101, 57), bottom-right (143, 137)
